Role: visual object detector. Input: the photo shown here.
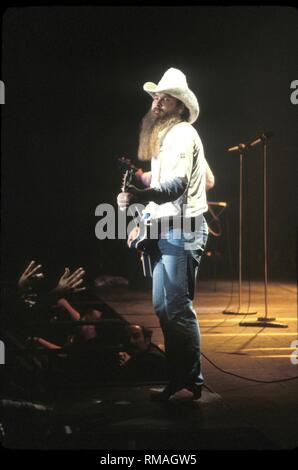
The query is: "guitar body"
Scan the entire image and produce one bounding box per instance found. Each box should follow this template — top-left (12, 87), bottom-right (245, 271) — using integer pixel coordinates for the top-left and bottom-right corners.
top-left (128, 215), bottom-right (157, 278)
top-left (129, 215), bottom-right (156, 252)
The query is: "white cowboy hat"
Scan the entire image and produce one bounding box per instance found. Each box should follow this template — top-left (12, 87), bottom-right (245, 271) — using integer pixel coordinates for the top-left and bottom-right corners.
top-left (143, 67), bottom-right (199, 124)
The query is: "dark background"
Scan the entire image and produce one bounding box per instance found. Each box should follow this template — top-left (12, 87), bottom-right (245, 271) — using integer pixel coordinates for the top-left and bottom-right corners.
top-left (2, 6), bottom-right (297, 286)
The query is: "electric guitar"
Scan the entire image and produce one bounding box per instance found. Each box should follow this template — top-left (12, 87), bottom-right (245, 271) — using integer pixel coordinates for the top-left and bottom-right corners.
top-left (119, 155), bottom-right (156, 252)
top-left (120, 161), bottom-right (154, 278)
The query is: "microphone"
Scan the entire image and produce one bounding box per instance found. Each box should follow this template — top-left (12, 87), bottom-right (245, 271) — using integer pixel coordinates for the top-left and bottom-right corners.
top-left (248, 131), bottom-right (273, 147)
top-left (208, 201), bottom-right (228, 207)
top-left (228, 143), bottom-right (246, 152)
top-left (227, 131), bottom-right (273, 152)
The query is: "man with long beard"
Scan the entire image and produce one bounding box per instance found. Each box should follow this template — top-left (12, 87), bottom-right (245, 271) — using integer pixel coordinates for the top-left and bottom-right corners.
top-left (117, 68), bottom-right (214, 402)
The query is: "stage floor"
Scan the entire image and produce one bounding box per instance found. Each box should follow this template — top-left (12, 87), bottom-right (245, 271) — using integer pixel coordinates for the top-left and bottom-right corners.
top-left (96, 280), bottom-right (298, 450)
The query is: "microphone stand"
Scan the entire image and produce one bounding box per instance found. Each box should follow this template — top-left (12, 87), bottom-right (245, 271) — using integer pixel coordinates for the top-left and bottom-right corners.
top-left (223, 144), bottom-right (257, 316)
top-left (239, 135), bottom-right (288, 328)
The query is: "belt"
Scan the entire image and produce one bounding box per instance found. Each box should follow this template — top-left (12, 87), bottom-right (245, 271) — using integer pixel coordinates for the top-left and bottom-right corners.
top-left (157, 215), bottom-right (203, 232)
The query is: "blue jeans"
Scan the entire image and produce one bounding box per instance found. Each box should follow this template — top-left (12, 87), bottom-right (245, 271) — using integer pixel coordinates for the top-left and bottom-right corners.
top-left (152, 215), bottom-right (208, 390)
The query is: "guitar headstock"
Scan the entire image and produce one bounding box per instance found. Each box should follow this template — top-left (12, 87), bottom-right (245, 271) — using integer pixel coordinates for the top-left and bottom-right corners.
top-left (118, 156), bottom-right (137, 172)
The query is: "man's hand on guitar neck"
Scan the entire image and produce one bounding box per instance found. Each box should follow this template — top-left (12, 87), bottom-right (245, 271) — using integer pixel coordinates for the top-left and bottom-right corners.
top-left (117, 185), bottom-right (139, 211)
top-left (117, 184), bottom-right (157, 210)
